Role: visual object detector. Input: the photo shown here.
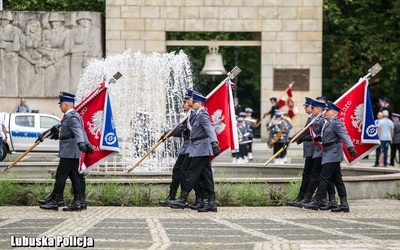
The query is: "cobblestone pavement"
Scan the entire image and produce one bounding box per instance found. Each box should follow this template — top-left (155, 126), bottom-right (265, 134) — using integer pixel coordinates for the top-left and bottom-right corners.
top-left (1, 199), bottom-right (400, 249)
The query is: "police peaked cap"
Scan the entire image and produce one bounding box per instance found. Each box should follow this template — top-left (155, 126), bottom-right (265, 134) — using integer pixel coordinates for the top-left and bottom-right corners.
top-left (192, 92), bottom-right (207, 103)
top-left (303, 97), bottom-right (312, 106)
top-left (59, 92), bottom-right (75, 104)
top-left (326, 101), bottom-right (341, 112)
top-left (310, 99), bottom-right (326, 109)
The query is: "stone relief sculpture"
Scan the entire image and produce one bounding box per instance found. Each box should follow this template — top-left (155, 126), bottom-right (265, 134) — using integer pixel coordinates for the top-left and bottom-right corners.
top-left (18, 18), bottom-right (44, 97)
top-left (0, 11), bottom-right (20, 97)
top-left (40, 12), bottom-right (70, 97)
top-left (0, 11), bottom-right (103, 98)
top-left (69, 11), bottom-right (102, 94)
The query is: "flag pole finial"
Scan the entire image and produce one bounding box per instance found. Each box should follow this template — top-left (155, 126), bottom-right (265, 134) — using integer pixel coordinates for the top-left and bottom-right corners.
top-left (363, 63), bottom-right (382, 80)
top-left (108, 72), bottom-right (123, 84)
top-left (227, 66), bottom-right (241, 80)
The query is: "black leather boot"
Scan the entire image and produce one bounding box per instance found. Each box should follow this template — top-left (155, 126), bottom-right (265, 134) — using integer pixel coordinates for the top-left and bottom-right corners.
top-left (168, 191), bottom-right (189, 209)
top-left (80, 193), bottom-right (87, 210)
top-left (40, 194), bottom-right (64, 210)
top-left (38, 191), bottom-right (65, 206)
top-left (62, 194), bottom-right (82, 212)
top-left (320, 194), bottom-right (338, 210)
top-left (296, 197), bottom-right (311, 208)
top-left (287, 192), bottom-right (305, 207)
top-left (303, 198), bottom-right (326, 211)
top-left (189, 193), bottom-right (202, 209)
top-left (198, 193), bottom-right (217, 212)
top-left (159, 190), bottom-right (176, 206)
top-left (331, 196), bottom-right (349, 213)
top-left (191, 193), bottom-right (208, 210)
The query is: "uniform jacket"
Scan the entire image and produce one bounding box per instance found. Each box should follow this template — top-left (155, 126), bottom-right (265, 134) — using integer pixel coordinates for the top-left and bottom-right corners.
top-left (268, 118), bottom-right (288, 144)
top-left (170, 120), bottom-right (190, 155)
top-left (311, 115), bottom-right (325, 159)
top-left (297, 115), bottom-right (314, 158)
top-left (321, 117), bottom-right (354, 165)
top-left (187, 108), bottom-right (218, 157)
top-left (393, 120), bottom-right (400, 144)
top-left (58, 109), bottom-right (86, 159)
top-left (237, 124), bottom-right (250, 143)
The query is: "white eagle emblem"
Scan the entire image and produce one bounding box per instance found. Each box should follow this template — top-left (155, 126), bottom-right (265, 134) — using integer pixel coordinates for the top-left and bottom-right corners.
top-left (211, 109), bottom-right (226, 134)
top-left (87, 110), bottom-right (104, 139)
top-left (351, 104), bottom-right (364, 132)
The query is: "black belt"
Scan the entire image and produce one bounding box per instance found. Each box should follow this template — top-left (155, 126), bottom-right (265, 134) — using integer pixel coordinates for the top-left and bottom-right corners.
top-left (323, 141), bottom-right (340, 148)
top-left (59, 135), bottom-right (75, 140)
top-left (191, 136), bottom-right (208, 142)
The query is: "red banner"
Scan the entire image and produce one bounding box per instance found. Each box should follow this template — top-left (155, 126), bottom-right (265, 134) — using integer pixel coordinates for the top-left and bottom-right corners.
top-left (277, 83), bottom-right (297, 118)
top-left (75, 82), bottom-right (119, 173)
top-left (205, 79), bottom-right (239, 158)
top-left (335, 79), bottom-right (379, 166)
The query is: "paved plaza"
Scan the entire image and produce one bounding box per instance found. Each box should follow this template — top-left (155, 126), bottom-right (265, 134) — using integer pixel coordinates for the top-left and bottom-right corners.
top-left (0, 199), bottom-right (400, 249)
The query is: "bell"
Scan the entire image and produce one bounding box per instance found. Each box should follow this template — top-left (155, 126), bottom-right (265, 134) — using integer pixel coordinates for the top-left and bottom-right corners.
top-left (200, 45), bottom-right (227, 75)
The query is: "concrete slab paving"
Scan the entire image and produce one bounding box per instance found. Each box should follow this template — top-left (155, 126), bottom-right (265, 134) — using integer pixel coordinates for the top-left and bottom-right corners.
top-left (1, 199), bottom-right (400, 249)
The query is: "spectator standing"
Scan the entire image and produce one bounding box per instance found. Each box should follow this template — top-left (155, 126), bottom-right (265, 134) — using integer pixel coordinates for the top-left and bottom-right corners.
top-left (15, 98), bottom-right (30, 113)
top-left (374, 110), bottom-right (394, 167)
top-left (0, 114), bottom-right (8, 161)
top-left (390, 113), bottom-right (400, 166)
top-left (234, 98), bottom-right (242, 117)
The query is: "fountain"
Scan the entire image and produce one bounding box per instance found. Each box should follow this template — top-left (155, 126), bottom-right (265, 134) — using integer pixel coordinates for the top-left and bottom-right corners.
top-left (75, 50), bottom-right (193, 172)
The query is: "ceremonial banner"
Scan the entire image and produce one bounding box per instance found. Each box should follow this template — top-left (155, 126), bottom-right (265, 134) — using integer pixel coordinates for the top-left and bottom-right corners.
top-left (75, 82), bottom-right (120, 173)
top-left (205, 79), bottom-right (239, 159)
top-left (277, 82), bottom-right (298, 118)
top-left (334, 79), bottom-right (379, 166)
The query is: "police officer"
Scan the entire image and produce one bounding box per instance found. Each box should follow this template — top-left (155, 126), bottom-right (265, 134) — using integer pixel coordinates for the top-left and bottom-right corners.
top-left (244, 108), bottom-right (257, 160)
top-left (159, 92), bottom-right (193, 206)
top-left (38, 92), bottom-right (92, 211)
top-left (304, 101), bottom-right (357, 212)
top-left (169, 92), bottom-right (220, 212)
top-left (389, 113), bottom-right (400, 166)
top-left (287, 97), bottom-right (314, 206)
top-left (237, 117), bottom-right (249, 163)
top-left (298, 99), bottom-right (337, 209)
top-left (268, 111), bottom-right (289, 164)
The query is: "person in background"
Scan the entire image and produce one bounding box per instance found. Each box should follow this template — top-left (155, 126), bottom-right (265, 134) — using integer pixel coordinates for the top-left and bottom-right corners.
top-left (375, 110), bottom-right (394, 167)
top-left (0, 114), bottom-right (8, 161)
top-left (379, 97), bottom-right (392, 119)
top-left (15, 98), bottom-right (30, 113)
top-left (268, 111), bottom-right (289, 164)
top-left (236, 117), bottom-right (249, 164)
top-left (390, 113), bottom-right (400, 166)
top-left (244, 108), bottom-right (257, 161)
top-left (234, 97), bottom-right (242, 117)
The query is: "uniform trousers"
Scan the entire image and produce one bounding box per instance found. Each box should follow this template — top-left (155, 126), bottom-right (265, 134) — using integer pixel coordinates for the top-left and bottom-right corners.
top-left (315, 162), bottom-right (346, 200)
top-left (304, 157), bottom-right (336, 198)
top-left (170, 154), bottom-right (186, 192)
top-left (247, 137), bottom-right (253, 153)
top-left (183, 156), bottom-right (215, 195)
top-left (390, 143), bottom-right (400, 165)
top-left (299, 157), bottom-right (314, 194)
top-left (273, 142), bottom-right (286, 158)
top-left (53, 158), bottom-right (82, 196)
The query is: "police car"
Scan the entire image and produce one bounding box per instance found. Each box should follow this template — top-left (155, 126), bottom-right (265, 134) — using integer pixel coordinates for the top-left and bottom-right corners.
top-left (1, 112), bottom-right (60, 161)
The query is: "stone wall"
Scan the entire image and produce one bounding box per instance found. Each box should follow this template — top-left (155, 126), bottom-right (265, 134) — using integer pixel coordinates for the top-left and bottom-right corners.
top-left (0, 10), bottom-right (103, 116)
top-left (105, 0), bottom-right (323, 139)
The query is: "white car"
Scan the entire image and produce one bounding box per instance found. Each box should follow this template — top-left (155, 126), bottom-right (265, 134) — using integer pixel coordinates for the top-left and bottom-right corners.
top-left (1, 112), bottom-right (61, 161)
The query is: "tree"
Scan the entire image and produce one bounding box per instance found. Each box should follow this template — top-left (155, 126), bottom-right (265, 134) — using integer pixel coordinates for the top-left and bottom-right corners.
top-left (3, 0), bottom-right (105, 12)
top-left (323, 0), bottom-right (400, 113)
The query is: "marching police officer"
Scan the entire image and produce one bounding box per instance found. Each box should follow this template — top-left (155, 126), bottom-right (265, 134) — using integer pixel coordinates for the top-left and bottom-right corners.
top-left (244, 108), bottom-right (257, 160)
top-left (38, 92), bottom-right (92, 211)
top-left (304, 101), bottom-right (357, 212)
top-left (169, 92), bottom-right (220, 212)
top-left (287, 97), bottom-right (314, 206)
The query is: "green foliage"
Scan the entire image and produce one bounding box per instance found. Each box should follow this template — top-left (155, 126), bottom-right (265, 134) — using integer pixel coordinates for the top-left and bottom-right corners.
top-left (3, 0), bottom-right (105, 12)
top-left (323, 0), bottom-right (400, 112)
top-left (167, 32), bottom-right (261, 123)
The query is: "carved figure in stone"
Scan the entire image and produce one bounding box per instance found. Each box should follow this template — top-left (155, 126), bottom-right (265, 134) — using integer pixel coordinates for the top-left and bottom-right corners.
top-left (0, 11), bottom-right (20, 96)
top-left (69, 12), bottom-right (102, 94)
top-left (18, 19), bottom-right (44, 97)
top-left (38, 12), bottom-right (70, 97)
